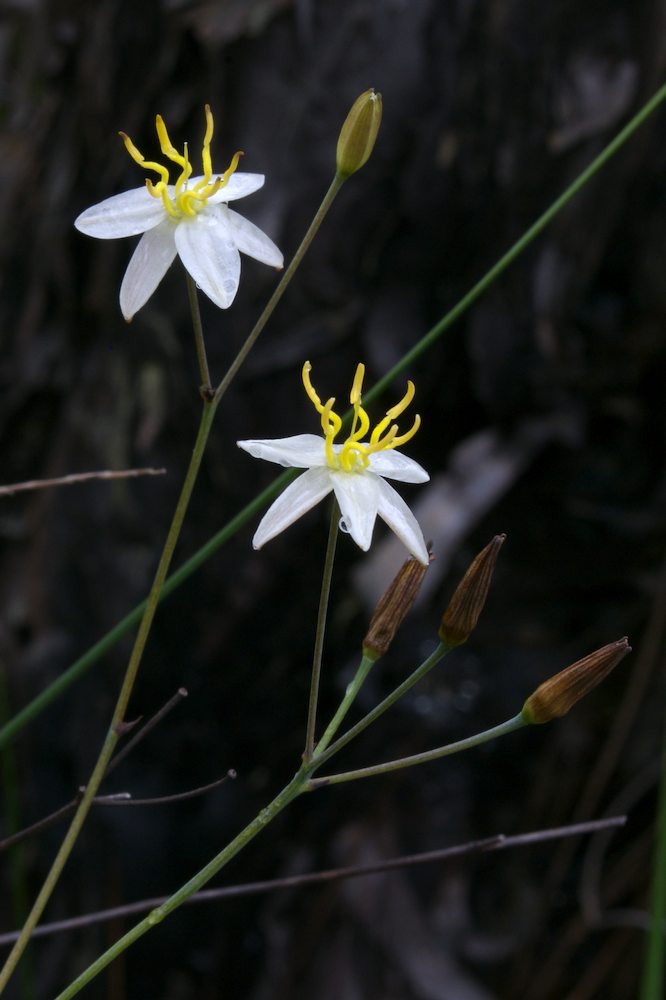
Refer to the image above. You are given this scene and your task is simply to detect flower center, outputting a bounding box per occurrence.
[302,361,421,472]
[119,105,242,221]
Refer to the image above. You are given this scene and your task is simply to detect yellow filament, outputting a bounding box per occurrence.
[120,108,241,220]
[302,360,421,472]
[350,363,365,405]
[200,103,214,180]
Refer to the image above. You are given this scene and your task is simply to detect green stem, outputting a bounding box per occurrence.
[309,714,527,788]
[313,641,453,771]
[185,273,212,392]
[54,766,311,999]
[640,710,666,999]
[0,399,219,993]
[0,177,347,754]
[315,654,376,757]
[53,708,526,995]
[0,665,34,999]
[213,174,345,406]
[304,500,339,761]
[358,77,666,411]
[0,468,296,752]
[4,79,666,751]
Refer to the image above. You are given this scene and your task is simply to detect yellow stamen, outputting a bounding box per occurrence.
[155,115,188,168]
[350,363,365,405]
[302,361,422,472]
[201,103,214,180]
[120,108,241,220]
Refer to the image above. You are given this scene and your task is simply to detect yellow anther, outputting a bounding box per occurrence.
[201,104,214,180]
[155,115,188,168]
[121,108,241,221]
[386,380,414,421]
[350,404,370,442]
[389,413,421,449]
[320,397,342,437]
[146,178,179,218]
[174,143,192,196]
[302,361,325,413]
[302,361,421,472]
[120,132,171,188]
[350,363,365,405]
[320,397,341,466]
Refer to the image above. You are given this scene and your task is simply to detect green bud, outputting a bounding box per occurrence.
[336,89,383,179]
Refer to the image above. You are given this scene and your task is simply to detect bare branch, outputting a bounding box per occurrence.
[0,468,166,498]
[93,771,237,807]
[0,815,626,946]
[0,689,190,853]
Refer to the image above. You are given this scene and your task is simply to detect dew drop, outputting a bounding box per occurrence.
[339,517,350,534]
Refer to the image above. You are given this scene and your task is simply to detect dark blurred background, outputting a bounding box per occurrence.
[1,1,666,997]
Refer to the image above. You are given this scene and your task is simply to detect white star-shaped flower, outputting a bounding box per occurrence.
[74,106,283,320]
[238,361,429,564]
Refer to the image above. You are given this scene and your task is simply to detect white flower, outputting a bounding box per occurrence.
[238,361,430,564]
[74,106,283,320]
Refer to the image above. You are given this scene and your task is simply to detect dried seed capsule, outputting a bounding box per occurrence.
[521,638,631,725]
[363,552,430,661]
[438,535,506,646]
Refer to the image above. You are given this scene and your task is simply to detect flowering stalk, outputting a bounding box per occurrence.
[212,175,345,406]
[314,654,377,757]
[185,272,212,393]
[304,500,340,761]
[308,715,527,789]
[0,395,219,992]
[5,78,666,751]
[311,640,454,770]
[0,132,351,994]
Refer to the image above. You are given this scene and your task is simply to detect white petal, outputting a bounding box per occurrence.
[200,172,265,203]
[174,213,240,309]
[237,435,327,469]
[252,468,333,549]
[75,187,166,239]
[119,220,178,321]
[367,449,430,484]
[376,478,429,565]
[329,470,380,551]
[224,207,283,267]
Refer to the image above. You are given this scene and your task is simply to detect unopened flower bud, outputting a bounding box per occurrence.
[521,638,631,725]
[336,89,382,179]
[363,552,430,661]
[438,535,506,646]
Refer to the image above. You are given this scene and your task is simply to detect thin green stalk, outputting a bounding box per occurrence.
[309,714,527,788]
[52,705,526,995]
[185,273,212,392]
[313,641,454,770]
[304,500,339,761]
[213,174,345,406]
[0,177,348,755]
[54,766,311,999]
[3,79,666,751]
[0,399,219,993]
[0,468,296,751]
[359,77,666,412]
[0,665,35,999]
[315,653,376,757]
[640,711,666,1000]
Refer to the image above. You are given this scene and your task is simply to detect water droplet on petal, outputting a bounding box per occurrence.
[339,517,350,534]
